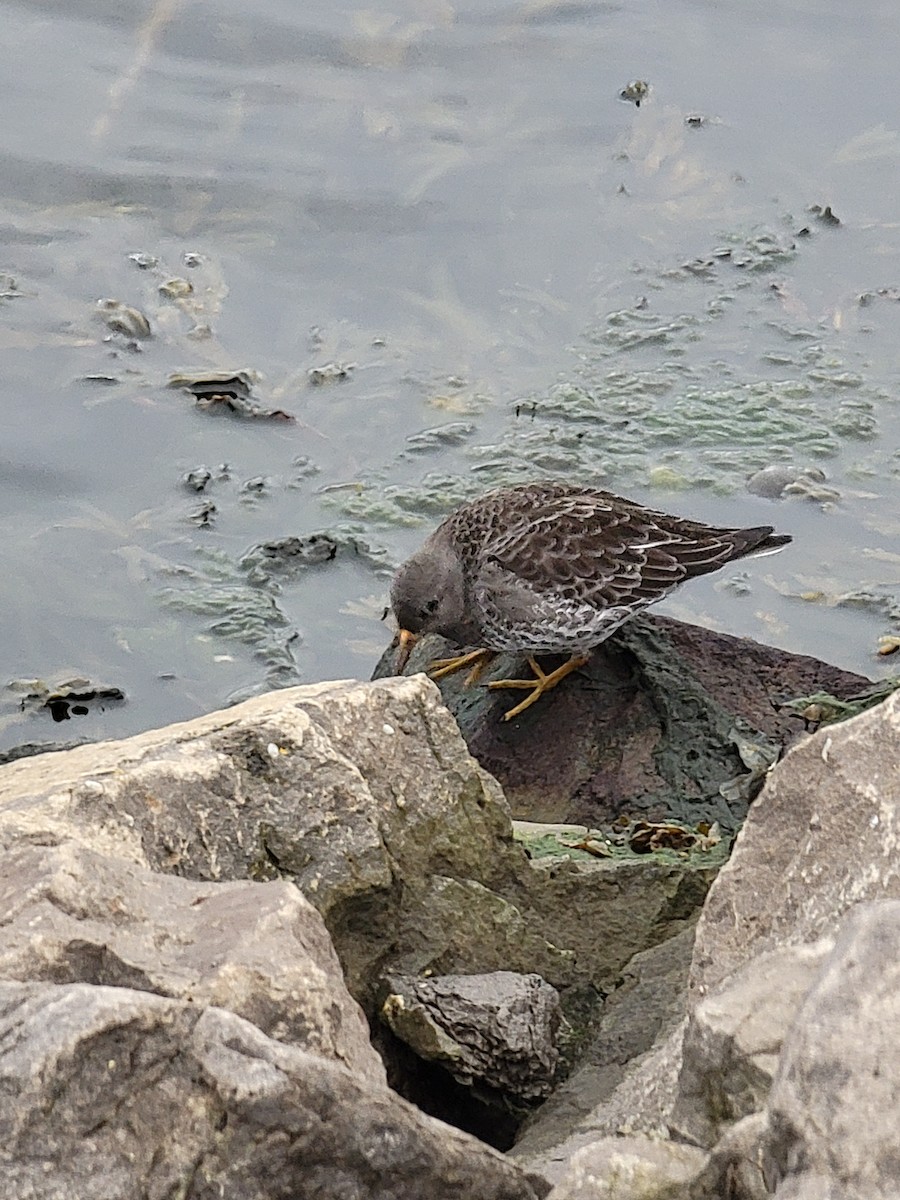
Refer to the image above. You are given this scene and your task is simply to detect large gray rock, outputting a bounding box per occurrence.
[515,690,900,1196]
[512,925,696,1181]
[670,940,833,1149]
[0,678,717,1024]
[0,679,562,1194]
[0,839,383,1085]
[0,677,541,1006]
[0,676,725,1190]
[674,696,900,1197]
[0,676,517,897]
[0,979,547,1200]
[690,689,900,999]
[546,1135,706,1200]
[763,901,900,1200]
[685,903,900,1199]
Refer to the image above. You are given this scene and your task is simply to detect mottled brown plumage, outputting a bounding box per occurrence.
[391,481,791,657]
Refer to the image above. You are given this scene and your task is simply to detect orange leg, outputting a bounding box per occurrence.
[429,648,496,686]
[488,653,589,721]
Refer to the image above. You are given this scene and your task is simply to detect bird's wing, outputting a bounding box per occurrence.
[479,491,739,610]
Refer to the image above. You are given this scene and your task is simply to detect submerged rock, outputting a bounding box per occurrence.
[6,675,126,724]
[96,297,152,338]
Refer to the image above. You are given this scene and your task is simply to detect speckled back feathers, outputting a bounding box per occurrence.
[391,482,790,654]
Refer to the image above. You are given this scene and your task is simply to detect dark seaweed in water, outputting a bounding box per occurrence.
[9,677,126,723]
[240,531,391,585]
[169,371,295,421]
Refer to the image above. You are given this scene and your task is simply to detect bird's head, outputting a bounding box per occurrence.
[390,536,475,668]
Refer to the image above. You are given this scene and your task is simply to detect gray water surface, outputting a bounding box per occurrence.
[2,0,899,751]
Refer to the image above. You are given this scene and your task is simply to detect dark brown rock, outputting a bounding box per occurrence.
[376,614,871,830]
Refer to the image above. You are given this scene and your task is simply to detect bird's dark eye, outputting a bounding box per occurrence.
[423,598,440,615]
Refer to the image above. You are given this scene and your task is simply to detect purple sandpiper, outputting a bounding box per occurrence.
[390,481,791,720]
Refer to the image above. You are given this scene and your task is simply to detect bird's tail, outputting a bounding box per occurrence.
[731,527,792,560]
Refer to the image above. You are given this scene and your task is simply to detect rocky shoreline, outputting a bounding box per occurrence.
[0,621,895,1197]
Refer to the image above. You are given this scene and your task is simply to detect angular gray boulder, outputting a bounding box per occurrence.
[764,901,900,1200]
[0,677,562,1198]
[381,970,563,1102]
[670,940,833,1149]
[0,839,383,1084]
[690,688,900,996]
[534,689,900,1199]
[0,979,546,1200]
[0,675,715,1031]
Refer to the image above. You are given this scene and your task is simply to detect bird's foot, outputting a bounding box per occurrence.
[488,653,589,720]
[429,648,496,686]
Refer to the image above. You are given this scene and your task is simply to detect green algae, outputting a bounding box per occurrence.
[514,823,732,870]
[781,678,900,728]
[323,221,888,531]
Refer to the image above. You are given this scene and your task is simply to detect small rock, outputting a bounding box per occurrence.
[619,79,650,106]
[182,466,212,492]
[548,1136,706,1199]
[158,276,193,299]
[308,361,355,385]
[381,971,562,1102]
[96,298,151,339]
